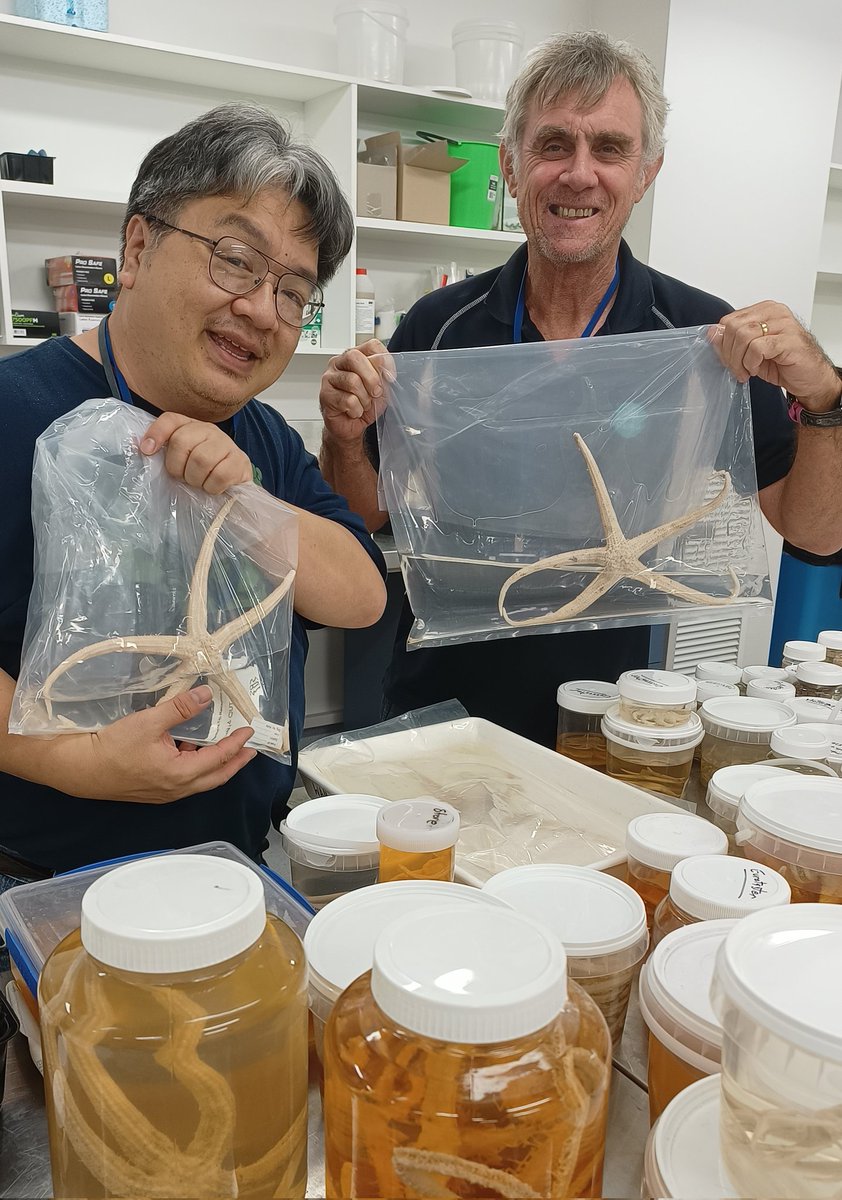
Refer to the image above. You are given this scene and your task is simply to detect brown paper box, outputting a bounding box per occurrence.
[356,133,399,220]
[399,140,467,225]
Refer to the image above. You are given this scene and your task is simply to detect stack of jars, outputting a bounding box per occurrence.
[601,670,703,800]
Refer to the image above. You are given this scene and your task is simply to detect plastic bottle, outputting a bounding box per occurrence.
[355,267,375,346]
[376,797,460,882]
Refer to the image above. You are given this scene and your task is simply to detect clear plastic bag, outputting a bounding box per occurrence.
[10,397,298,762]
[375,327,772,649]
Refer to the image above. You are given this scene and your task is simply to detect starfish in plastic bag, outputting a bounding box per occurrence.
[498,432,740,627]
[40,496,296,749]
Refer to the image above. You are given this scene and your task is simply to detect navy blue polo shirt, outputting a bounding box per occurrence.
[0,336,385,872]
[370,239,795,746]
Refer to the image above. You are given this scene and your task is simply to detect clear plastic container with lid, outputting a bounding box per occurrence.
[376,797,459,882]
[818,629,842,667]
[625,812,728,927]
[699,762,794,850]
[323,904,611,1200]
[796,721,842,775]
[638,919,733,1123]
[555,679,618,770]
[711,905,842,1199]
[699,696,797,786]
[735,776,842,903]
[786,695,841,724]
[739,664,789,695]
[652,853,790,945]
[695,661,743,688]
[39,856,309,1200]
[602,707,703,800]
[616,669,696,728]
[694,679,740,705]
[279,793,387,908]
[746,676,797,702]
[483,864,648,1044]
[781,639,826,670]
[641,1076,736,1200]
[794,660,842,700]
[767,723,836,771]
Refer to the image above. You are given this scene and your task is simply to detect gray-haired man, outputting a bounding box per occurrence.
[0,104,386,878]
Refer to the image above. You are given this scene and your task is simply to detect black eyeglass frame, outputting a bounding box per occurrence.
[143,214,324,329]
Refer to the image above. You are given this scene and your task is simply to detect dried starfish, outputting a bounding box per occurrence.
[40,495,295,748]
[498,432,740,627]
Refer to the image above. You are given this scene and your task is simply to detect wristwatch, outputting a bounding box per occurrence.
[787,367,842,426]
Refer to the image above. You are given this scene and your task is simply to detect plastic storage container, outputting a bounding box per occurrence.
[638,919,733,1123]
[39,856,309,1199]
[794,660,842,699]
[602,707,703,800]
[796,721,842,774]
[302,880,508,1065]
[699,696,796,786]
[735,776,842,903]
[739,664,789,694]
[617,669,696,728]
[641,1076,736,1200]
[483,864,648,1044]
[711,904,842,1199]
[451,20,523,103]
[694,679,740,705]
[746,676,797,702]
[279,794,388,908]
[555,679,619,770]
[781,639,826,670]
[767,723,835,770]
[334,1,408,84]
[786,695,841,724]
[818,629,842,667]
[376,797,459,882]
[625,812,729,926]
[323,903,611,1199]
[652,853,790,945]
[695,661,743,687]
[699,763,792,849]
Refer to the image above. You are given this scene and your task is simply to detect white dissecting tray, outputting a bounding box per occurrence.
[298,717,682,886]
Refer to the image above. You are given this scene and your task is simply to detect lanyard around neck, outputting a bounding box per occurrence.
[512,257,620,344]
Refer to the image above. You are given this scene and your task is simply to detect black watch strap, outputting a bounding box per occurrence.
[787,367,842,427]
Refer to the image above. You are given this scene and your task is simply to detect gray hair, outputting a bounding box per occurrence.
[500,30,669,168]
[123,103,354,286]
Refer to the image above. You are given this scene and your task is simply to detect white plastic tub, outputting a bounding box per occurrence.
[334,1,408,84]
[642,1076,736,1199]
[297,716,683,885]
[279,794,388,908]
[452,20,523,102]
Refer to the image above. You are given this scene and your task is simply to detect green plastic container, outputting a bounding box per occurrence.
[418,132,501,230]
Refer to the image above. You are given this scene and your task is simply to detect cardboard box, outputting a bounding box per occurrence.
[58,312,102,336]
[356,134,398,220]
[11,310,60,340]
[52,285,117,314]
[399,139,467,226]
[46,255,118,288]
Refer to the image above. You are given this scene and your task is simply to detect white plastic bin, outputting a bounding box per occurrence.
[452,20,523,102]
[334,1,408,84]
[279,794,388,908]
[642,1076,736,1199]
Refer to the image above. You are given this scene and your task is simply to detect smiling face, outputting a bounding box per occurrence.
[116,189,318,421]
[502,76,662,269]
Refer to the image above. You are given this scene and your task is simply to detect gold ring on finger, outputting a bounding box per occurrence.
[759,320,769,336]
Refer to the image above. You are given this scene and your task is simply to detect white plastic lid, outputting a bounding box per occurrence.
[617,669,696,705]
[639,920,733,1055]
[705,763,791,817]
[669,854,790,920]
[741,665,789,685]
[626,812,728,871]
[483,865,647,959]
[796,722,842,761]
[695,661,743,686]
[371,905,566,1043]
[376,798,460,853]
[746,677,796,701]
[786,696,841,724]
[556,679,619,714]
[303,880,508,1012]
[700,696,797,735]
[714,904,842,1064]
[282,794,388,854]
[769,724,832,760]
[80,856,266,973]
[648,1076,736,1199]
[602,707,703,753]
[818,630,842,651]
[694,679,740,705]
[783,639,826,663]
[739,776,842,853]
[452,20,524,45]
[794,660,842,687]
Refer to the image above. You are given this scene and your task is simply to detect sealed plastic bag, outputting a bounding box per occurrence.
[376,327,771,649]
[10,398,298,762]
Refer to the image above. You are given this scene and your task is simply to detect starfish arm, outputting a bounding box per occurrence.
[214,667,263,725]
[41,635,187,702]
[572,432,627,545]
[637,565,741,605]
[500,567,623,627]
[211,567,297,652]
[496,547,609,622]
[626,471,733,558]
[185,496,237,638]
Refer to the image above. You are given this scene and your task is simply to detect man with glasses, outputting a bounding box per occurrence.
[0,104,387,882]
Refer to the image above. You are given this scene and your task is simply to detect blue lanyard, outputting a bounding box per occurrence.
[98,316,240,436]
[512,257,620,343]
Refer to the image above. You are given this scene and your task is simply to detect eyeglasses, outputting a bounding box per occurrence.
[143,214,324,329]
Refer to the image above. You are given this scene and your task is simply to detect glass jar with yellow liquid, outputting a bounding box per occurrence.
[39,856,309,1200]
[376,798,460,883]
[652,854,790,946]
[323,904,611,1199]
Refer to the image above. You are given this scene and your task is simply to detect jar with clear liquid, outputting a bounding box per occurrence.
[376,797,459,883]
[698,697,797,786]
[555,680,618,771]
[323,904,611,1199]
[603,707,702,800]
[39,856,308,1200]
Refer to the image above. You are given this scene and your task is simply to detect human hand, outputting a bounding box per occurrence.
[319,339,394,443]
[59,685,256,803]
[140,412,253,494]
[713,302,842,413]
